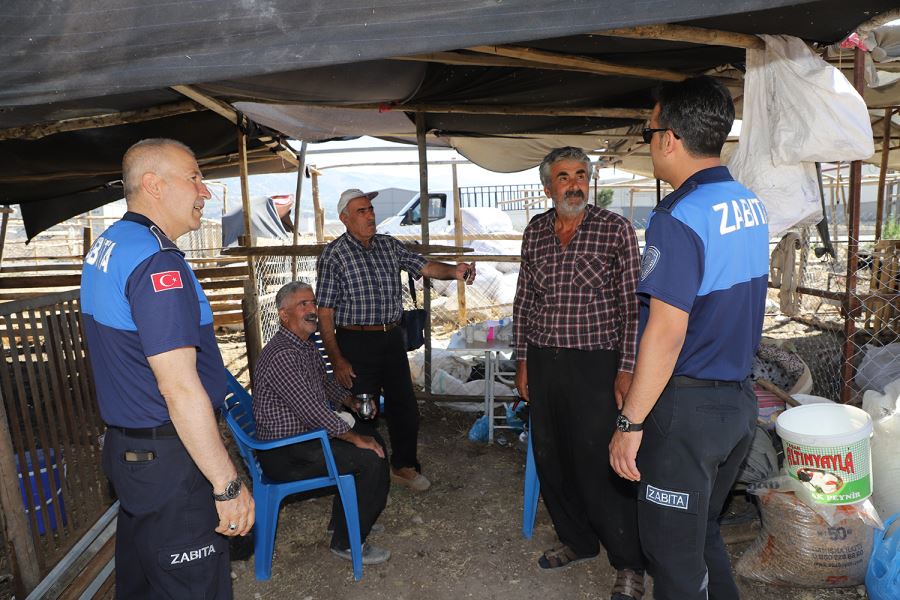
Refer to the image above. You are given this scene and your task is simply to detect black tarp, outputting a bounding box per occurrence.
[1,0,896,238]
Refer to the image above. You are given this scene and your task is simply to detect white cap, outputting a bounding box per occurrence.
[337,188,379,215]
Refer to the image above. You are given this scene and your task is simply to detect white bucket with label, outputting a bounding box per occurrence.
[776,403,873,505]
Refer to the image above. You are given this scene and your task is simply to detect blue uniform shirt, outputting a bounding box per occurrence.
[637,166,769,381]
[81,212,226,427]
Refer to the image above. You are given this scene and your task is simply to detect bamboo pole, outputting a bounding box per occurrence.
[416,112,432,395]
[875,107,895,241]
[452,162,466,327]
[468,45,686,82]
[841,48,866,405]
[310,166,324,243]
[291,141,308,280]
[597,24,765,50]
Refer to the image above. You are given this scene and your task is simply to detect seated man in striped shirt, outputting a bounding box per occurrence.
[253,281,391,565]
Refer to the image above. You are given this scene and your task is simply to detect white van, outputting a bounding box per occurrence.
[377,192,522,240]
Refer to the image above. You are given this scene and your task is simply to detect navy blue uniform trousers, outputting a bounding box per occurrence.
[103,427,231,599]
[527,345,645,569]
[637,378,757,600]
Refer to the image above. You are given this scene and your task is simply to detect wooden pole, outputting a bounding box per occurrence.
[416,112,432,395]
[628,189,635,224]
[238,126,263,372]
[841,48,866,405]
[0,207,10,267]
[452,162,466,327]
[310,166,324,243]
[291,141,308,280]
[875,107,895,241]
[0,389,41,592]
[468,45,686,82]
[81,227,92,258]
[238,129,253,247]
[597,24,765,50]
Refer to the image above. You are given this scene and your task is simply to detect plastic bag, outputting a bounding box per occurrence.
[857,343,900,394]
[736,477,877,587]
[863,378,900,520]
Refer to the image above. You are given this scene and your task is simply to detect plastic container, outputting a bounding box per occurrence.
[16,449,67,535]
[776,404,873,505]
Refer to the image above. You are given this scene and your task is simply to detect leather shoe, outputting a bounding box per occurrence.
[391,467,431,492]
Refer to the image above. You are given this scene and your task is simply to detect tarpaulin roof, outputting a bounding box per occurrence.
[1,0,897,238]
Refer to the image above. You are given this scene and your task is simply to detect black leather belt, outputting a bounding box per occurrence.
[111,422,178,439]
[668,376,743,389]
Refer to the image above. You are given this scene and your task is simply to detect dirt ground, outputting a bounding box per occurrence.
[218,327,872,600]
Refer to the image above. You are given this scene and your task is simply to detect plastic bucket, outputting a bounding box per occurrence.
[776,404,873,505]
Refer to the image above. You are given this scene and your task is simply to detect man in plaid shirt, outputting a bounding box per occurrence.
[254,281,392,565]
[513,147,646,597]
[317,189,476,493]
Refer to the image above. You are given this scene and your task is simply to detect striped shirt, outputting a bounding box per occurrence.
[252,326,351,440]
[317,233,427,326]
[513,205,641,372]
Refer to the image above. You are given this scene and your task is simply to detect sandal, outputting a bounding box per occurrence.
[537,544,597,570]
[611,568,646,600]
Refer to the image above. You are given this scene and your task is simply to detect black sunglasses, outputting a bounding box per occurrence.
[641,127,680,144]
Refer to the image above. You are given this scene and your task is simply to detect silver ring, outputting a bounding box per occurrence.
[228,523,237,531]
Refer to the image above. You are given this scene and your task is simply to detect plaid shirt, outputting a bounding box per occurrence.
[317,233,427,326]
[252,326,351,440]
[513,205,641,372]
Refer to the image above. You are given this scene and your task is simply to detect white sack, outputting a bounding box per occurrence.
[862,378,900,520]
[729,35,874,237]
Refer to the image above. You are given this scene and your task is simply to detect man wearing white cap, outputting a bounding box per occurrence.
[316,189,476,491]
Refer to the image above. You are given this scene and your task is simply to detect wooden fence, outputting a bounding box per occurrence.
[0,289,111,596]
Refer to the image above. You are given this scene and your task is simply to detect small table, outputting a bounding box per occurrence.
[445,332,516,443]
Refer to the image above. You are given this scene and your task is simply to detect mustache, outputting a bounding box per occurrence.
[303,314,318,323]
[564,190,585,200]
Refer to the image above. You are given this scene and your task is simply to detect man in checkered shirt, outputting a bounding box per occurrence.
[254,281,392,564]
[513,147,646,597]
[317,189,476,492]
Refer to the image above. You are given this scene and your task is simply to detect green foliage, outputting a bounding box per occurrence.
[884,217,900,240]
[595,187,614,209]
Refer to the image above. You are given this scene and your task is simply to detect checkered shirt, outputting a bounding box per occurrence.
[252,326,351,440]
[513,205,641,372]
[317,233,427,326]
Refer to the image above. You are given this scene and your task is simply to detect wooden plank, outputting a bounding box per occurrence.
[56,534,115,600]
[468,44,686,82]
[336,101,650,120]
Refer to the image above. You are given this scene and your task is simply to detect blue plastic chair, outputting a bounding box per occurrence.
[522,423,540,539]
[222,371,363,581]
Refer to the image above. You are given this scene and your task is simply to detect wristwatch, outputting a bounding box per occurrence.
[213,478,243,502]
[616,413,643,432]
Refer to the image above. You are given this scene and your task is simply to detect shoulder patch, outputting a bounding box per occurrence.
[640,246,661,281]
[151,271,183,292]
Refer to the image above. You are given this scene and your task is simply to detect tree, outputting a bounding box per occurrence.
[595,187,614,209]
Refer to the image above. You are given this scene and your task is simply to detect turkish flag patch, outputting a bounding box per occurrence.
[151,271,184,292]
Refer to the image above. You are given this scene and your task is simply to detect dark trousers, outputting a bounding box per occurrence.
[103,428,232,600]
[637,379,757,600]
[336,326,421,471]
[527,345,645,569]
[258,421,389,550]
